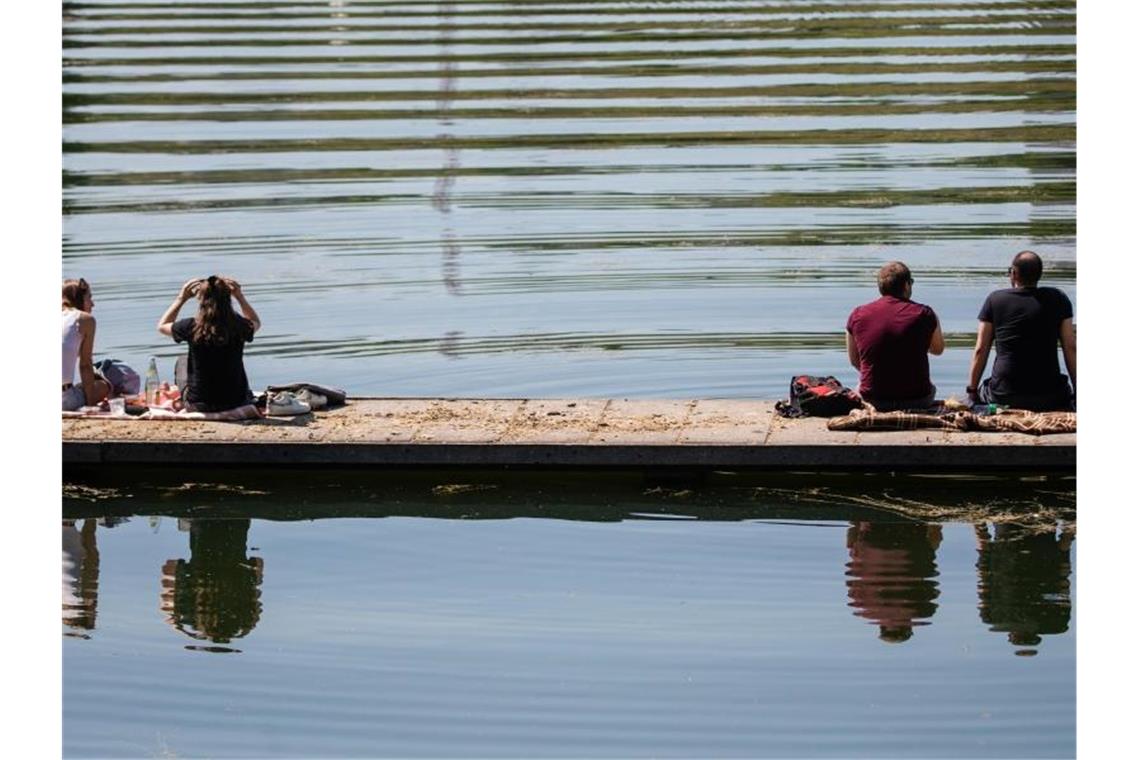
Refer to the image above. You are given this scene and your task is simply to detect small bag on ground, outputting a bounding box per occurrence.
[93,358,140,397]
[263,382,347,407]
[775,375,863,418]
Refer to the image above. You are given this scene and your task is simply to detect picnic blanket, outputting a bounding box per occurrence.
[63,404,261,421]
[64,379,348,420]
[138,404,261,421]
[826,408,1076,436]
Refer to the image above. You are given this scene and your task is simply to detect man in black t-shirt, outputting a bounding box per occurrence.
[966,251,1076,411]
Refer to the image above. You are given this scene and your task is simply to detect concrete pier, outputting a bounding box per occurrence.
[62,398,1075,470]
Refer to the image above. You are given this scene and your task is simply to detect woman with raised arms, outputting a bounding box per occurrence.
[158,276,261,413]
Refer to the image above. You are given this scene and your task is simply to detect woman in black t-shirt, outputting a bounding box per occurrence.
[158,276,261,412]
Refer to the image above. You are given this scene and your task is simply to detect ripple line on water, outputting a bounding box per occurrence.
[62,42,1075,71]
[64,97,1075,126]
[61,149,1076,188]
[65,1,1076,23]
[62,125,1077,156]
[62,182,1075,215]
[209,329,986,360]
[63,80,1076,107]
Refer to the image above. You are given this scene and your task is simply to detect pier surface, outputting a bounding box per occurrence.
[62,398,1075,470]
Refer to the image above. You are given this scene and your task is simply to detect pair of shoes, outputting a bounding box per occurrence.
[266,391,311,416]
[294,388,327,411]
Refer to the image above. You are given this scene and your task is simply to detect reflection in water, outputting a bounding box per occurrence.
[439,329,464,359]
[441,228,462,295]
[62,519,100,634]
[434,0,463,295]
[846,521,941,643]
[160,519,263,651]
[975,521,1073,655]
[62,501,1076,658]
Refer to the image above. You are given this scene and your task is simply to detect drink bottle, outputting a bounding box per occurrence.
[145,357,160,405]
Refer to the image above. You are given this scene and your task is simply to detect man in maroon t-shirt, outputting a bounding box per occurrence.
[845,261,944,410]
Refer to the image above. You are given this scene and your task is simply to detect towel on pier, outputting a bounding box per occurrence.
[827,408,1075,436]
[962,409,1076,435]
[141,404,261,421]
[63,404,261,421]
[826,409,964,432]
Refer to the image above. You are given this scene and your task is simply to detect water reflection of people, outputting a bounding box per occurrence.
[161,519,263,648]
[62,519,100,633]
[975,521,1073,654]
[846,521,942,643]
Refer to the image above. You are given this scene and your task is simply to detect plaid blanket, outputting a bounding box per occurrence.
[827,409,1076,436]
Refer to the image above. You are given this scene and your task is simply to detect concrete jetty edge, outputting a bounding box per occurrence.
[62,397,1075,471]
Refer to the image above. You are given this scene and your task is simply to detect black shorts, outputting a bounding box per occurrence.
[978,377,1073,411]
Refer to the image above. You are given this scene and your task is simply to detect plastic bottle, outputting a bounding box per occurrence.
[145,357,160,405]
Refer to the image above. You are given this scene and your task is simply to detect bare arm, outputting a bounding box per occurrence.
[77,315,109,405]
[1059,318,1075,392]
[928,314,945,356]
[966,320,994,399]
[157,279,200,336]
[224,278,261,333]
[845,330,861,370]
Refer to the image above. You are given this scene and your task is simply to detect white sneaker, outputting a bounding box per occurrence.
[266,391,311,416]
[294,388,328,411]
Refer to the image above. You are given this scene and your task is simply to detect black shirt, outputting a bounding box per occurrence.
[978,287,1073,397]
[172,317,255,411]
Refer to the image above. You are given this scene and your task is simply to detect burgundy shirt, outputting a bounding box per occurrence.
[846,295,937,400]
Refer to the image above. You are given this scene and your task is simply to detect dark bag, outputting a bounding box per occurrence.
[93,358,141,396]
[775,375,862,418]
[261,382,348,407]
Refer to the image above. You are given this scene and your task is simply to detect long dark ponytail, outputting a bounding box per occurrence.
[192,275,247,346]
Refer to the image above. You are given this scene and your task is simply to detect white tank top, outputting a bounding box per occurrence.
[62,309,83,385]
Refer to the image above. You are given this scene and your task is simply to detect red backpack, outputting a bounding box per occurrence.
[775,375,862,418]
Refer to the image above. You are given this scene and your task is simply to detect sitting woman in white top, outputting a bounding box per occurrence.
[62,278,110,411]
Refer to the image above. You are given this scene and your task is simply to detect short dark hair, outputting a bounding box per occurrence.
[877,261,912,297]
[1011,250,1043,286]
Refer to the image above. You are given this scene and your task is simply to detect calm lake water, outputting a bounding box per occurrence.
[63,0,1076,756]
[64,473,1075,758]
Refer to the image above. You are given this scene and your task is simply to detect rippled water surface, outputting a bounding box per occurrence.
[63,0,1076,756]
[63,0,1075,397]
